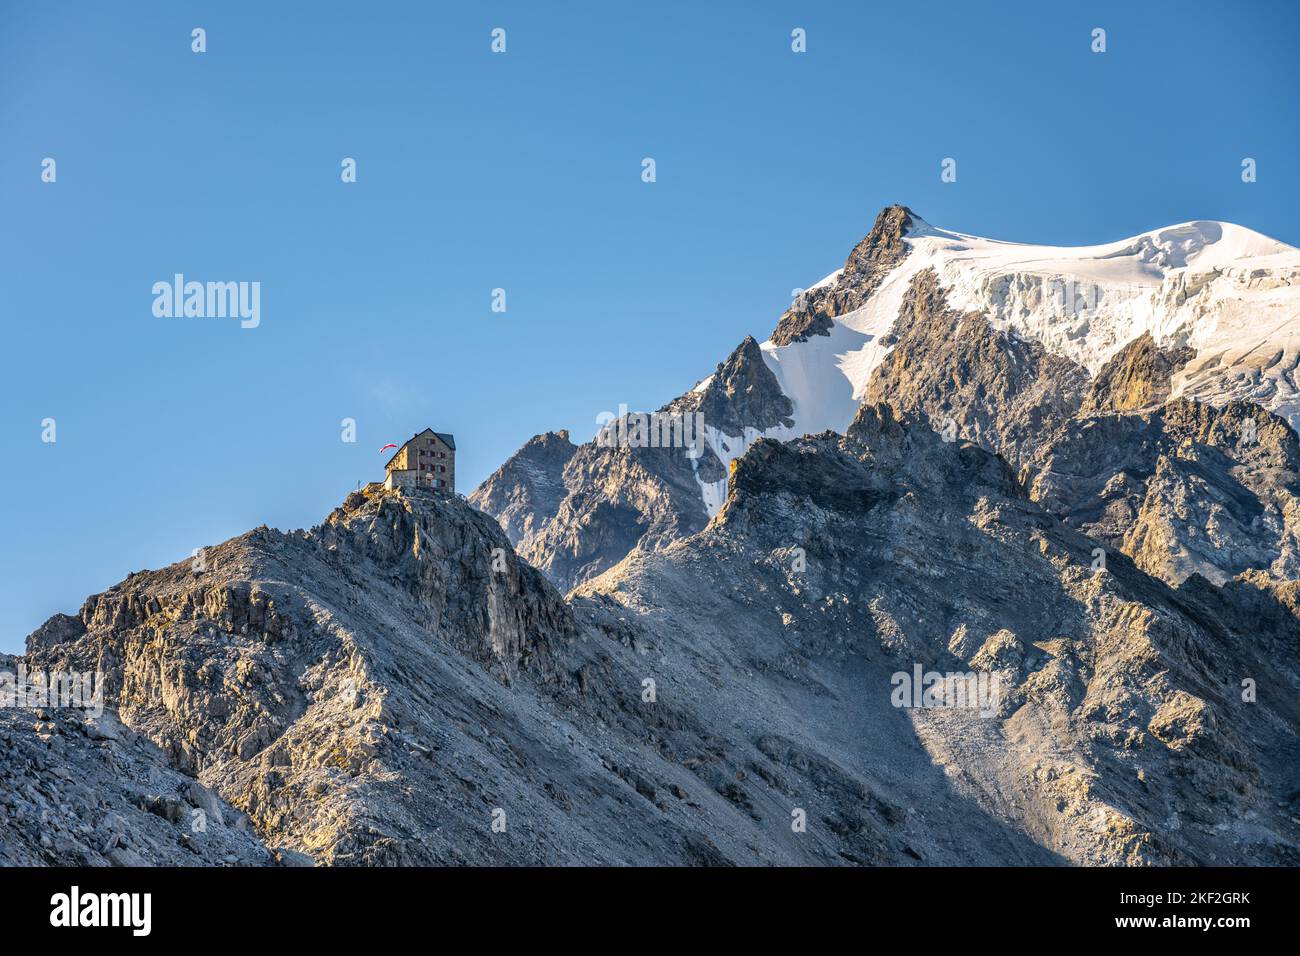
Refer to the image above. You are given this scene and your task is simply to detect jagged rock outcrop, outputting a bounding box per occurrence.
[24,488,584,864]
[675,335,795,438]
[468,430,576,546]
[511,434,709,591]
[864,269,1091,462]
[0,663,273,867]
[478,336,795,592]
[769,204,915,345]
[1082,332,1196,414]
[1028,399,1300,585]
[851,276,1300,588]
[834,263,1300,589]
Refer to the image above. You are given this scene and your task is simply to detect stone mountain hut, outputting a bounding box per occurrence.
[383,428,456,492]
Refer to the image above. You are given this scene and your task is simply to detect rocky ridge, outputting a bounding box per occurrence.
[11,403,1300,865]
[472,335,795,592]
[475,206,1300,594]
[769,204,915,346]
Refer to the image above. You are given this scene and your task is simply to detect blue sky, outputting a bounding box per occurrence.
[1,0,1297,651]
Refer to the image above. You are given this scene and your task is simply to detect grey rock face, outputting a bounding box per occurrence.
[841,265,1300,589]
[24,613,86,651]
[23,487,579,865]
[512,435,710,592]
[769,204,915,346]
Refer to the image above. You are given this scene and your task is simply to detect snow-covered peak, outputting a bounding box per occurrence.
[759,211,1300,440]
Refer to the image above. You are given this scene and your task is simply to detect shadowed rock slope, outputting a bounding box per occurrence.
[1028,399,1300,586]
[467,430,576,547]
[859,269,1300,589]
[575,405,1300,865]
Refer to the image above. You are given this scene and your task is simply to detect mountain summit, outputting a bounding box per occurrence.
[762,207,1300,442]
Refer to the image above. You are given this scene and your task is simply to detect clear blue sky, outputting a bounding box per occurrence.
[2,0,1297,651]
